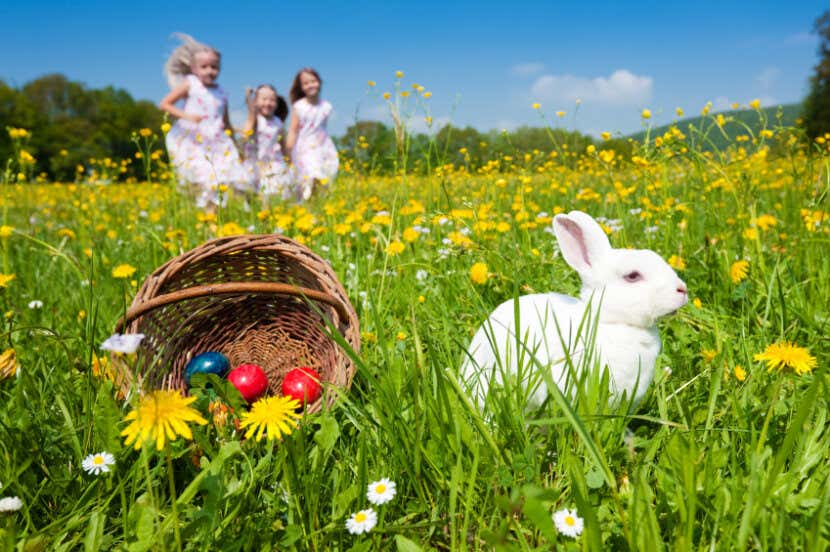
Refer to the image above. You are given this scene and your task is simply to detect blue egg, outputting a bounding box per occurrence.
[184,352,230,386]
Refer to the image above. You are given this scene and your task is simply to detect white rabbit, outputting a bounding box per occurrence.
[461,210,688,409]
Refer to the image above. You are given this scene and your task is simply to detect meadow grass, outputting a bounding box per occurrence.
[0,112,829,550]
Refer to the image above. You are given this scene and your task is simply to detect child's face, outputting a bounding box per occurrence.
[256,88,278,116]
[191,50,220,86]
[299,72,320,99]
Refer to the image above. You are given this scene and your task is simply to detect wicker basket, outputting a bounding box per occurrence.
[114,234,360,413]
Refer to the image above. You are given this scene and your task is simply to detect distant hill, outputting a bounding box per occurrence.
[628,103,802,150]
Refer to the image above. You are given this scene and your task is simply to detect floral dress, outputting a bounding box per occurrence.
[165,75,251,207]
[292,98,338,200]
[242,114,294,200]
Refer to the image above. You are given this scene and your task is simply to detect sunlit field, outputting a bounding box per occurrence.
[1,102,829,550]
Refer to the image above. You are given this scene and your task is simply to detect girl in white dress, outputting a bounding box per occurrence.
[159,33,250,210]
[242,85,294,203]
[285,68,339,202]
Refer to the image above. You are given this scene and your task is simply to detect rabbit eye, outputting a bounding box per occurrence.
[623,271,643,282]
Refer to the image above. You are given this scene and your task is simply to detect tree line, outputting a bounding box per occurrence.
[1,74,164,181]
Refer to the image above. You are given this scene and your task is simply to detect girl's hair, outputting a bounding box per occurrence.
[164,33,221,88]
[289,68,322,104]
[256,84,289,121]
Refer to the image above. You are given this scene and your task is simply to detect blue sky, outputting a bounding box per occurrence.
[0,1,825,137]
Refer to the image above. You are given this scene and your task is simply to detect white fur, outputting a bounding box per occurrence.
[461,211,688,409]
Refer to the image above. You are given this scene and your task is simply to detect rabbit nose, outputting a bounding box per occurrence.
[677,283,687,295]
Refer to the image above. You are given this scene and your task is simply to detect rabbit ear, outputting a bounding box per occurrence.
[553,211,612,276]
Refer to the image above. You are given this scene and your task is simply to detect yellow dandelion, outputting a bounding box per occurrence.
[0,349,19,379]
[754,342,817,375]
[668,255,686,271]
[402,227,420,243]
[556,110,566,117]
[692,298,702,308]
[367,80,376,87]
[676,107,684,117]
[238,396,301,442]
[139,128,152,138]
[754,214,777,231]
[470,262,489,285]
[0,274,16,288]
[532,102,541,110]
[601,131,611,140]
[641,108,652,119]
[395,70,404,78]
[0,225,14,238]
[121,390,208,451]
[730,260,749,284]
[161,122,171,133]
[743,227,758,241]
[112,264,137,279]
[386,240,405,256]
[749,98,761,110]
[734,365,747,382]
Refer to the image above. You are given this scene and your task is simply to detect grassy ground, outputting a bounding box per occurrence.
[0,117,829,550]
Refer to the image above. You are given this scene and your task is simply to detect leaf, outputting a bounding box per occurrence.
[83,511,105,552]
[395,535,424,552]
[585,465,605,489]
[92,382,122,452]
[522,496,557,541]
[314,414,340,454]
[126,494,156,552]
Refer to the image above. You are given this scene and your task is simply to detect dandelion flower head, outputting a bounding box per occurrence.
[754,341,817,375]
[238,395,301,442]
[121,390,207,451]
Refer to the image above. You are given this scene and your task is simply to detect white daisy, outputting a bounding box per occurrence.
[82,451,116,475]
[366,478,396,505]
[553,507,584,538]
[28,300,43,309]
[0,496,23,512]
[100,333,145,354]
[345,508,377,535]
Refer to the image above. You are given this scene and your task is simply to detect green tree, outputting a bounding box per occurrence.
[1,74,164,181]
[802,10,830,139]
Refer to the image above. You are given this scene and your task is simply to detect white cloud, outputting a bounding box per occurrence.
[511,62,546,77]
[756,66,780,90]
[530,69,653,106]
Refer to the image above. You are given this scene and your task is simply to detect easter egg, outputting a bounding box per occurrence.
[228,363,269,403]
[281,367,322,406]
[184,352,230,385]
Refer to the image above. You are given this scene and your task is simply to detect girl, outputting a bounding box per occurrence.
[285,68,339,201]
[159,33,250,209]
[242,84,294,203]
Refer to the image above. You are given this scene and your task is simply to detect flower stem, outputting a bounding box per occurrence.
[166,450,183,551]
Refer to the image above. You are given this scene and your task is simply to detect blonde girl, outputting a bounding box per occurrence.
[159,33,250,209]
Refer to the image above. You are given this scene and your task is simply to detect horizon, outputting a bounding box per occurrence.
[1,1,825,138]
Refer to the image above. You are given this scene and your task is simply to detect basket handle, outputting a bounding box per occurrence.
[115,282,351,333]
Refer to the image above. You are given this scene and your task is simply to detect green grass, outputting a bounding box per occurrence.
[0,122,829,551]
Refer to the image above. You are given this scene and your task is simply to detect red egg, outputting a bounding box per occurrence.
[228,363,269,403]
[282,367,322,406]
